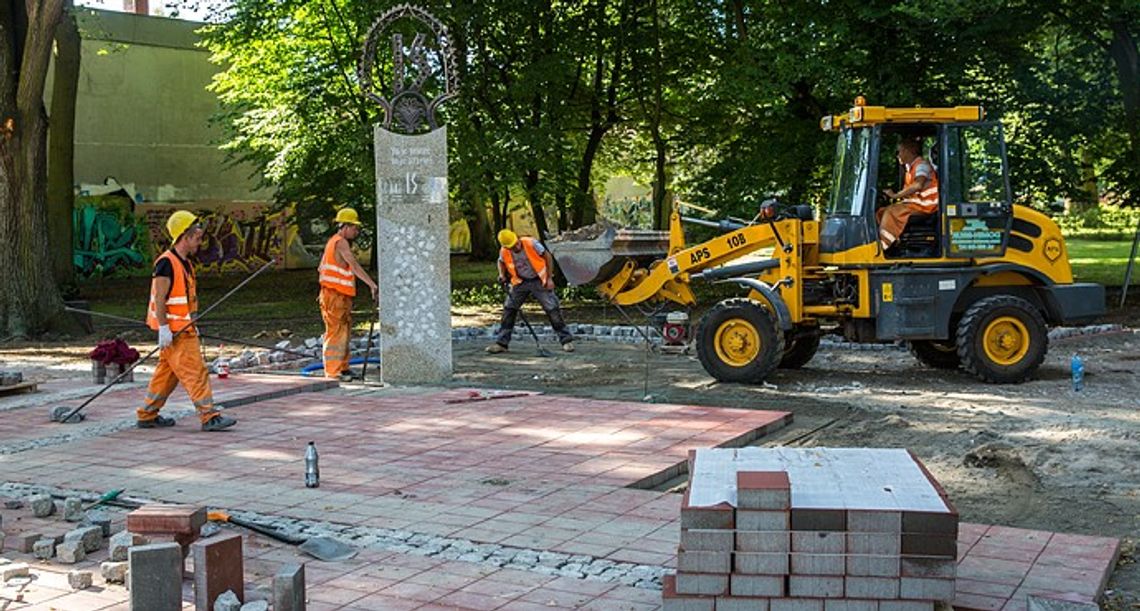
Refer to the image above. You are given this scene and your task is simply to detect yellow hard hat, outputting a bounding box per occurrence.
[498,229,518,248]
[334,208,361,225]
[166,210,199,242]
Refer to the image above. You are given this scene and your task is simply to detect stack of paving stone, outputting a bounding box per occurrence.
[664,448,957,611]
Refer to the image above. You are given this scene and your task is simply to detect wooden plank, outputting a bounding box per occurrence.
[0,382,37,397]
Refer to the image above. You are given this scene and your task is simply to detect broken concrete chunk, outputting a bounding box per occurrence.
[1,562,30,581]
[68,570,93,590]
[3,500,22,510]
[214,589,241,611]
[56,540,86,564]
[240,601,269,611]
[109,530,146,561]
[101,561,128,583]
[85,511,112,537]
[29,494,54,517]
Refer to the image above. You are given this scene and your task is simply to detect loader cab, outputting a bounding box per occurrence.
[819,100,1014,262]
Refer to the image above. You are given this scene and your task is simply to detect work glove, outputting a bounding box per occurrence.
[158,324,173,349]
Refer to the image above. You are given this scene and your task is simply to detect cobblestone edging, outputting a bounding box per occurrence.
[0,482,669,590]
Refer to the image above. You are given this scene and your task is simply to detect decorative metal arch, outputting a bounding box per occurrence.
[358,4,459,133]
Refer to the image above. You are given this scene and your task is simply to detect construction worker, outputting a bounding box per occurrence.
[486,229,575,354]
[139,210,235,432]
[877,137,940,251]
[318,208,378,381]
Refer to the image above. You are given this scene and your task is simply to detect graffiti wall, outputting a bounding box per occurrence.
[73,200,316,278]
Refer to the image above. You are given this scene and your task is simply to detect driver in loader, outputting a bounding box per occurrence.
[486,230,575,354]
[877,136,939,252]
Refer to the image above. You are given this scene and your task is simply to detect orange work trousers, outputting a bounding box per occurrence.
[876,202,932,249]
[137,332,219,424]
[319,287,353,377]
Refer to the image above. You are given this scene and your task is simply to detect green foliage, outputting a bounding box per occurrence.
[1055,205,1140,239]
[1067,238,1140,286]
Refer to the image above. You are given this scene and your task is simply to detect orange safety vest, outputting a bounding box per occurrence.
[501,238,549,286]
[146,250,197,333]
[318,234,356,296]
[901,156,940,213]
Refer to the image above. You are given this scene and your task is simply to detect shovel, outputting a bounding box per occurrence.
[500,280,552,358]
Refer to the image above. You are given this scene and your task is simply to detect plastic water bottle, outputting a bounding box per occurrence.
[1070,354,1084,392]
[304,442,320,488]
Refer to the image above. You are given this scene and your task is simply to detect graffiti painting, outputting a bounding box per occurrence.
[138,203,288,274]
[73,195,151,278]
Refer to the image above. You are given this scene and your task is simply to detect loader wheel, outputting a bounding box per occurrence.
[907,340,961,370]
[956,295,1047,384]
[697,299,783,383]
[780,327,821,369]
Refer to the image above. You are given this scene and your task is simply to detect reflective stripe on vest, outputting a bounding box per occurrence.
[146,250,197,332]
[319,234,356,296]
[501,238,549,286]
[901,157,940,213]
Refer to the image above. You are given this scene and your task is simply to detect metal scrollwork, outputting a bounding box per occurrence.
[358,4,458,134]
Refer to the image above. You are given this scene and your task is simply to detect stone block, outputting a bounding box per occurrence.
[1,563,29,580]
[736,471,791,510]
[29,495,54,517]
[101,561,129,584]
[900,534,957,558]
[848,510,902,533]
[901,511,958,536]
[879,601,934,611]
[65,525,104,553]
[215,590,241,611]
[792,531,846,554]
[735,552,789,575]
[32,538,55,560]
[272,564,305,611]
[63,498,84,522]
[736,531,790,553]
[127,504,207,535]
[717,598,770,611]
[8,532,41,553]
[730,574,784,597]
[85,510,112,537]
[790,509,846,531]
[847,554,901,577]
[111,531,147,562]
[790,553,846,575]
[677,550,731,574]
[737,510,789,531]
[789,575,845,598]
[848,533,902,556]
[240,602,269,611]
[663,575,716,611]
[825,600,879,611]
[899,577,955,601]
[676,572,729,596]
[845,576,901,599]
[57,540,86,564]
[770,598,824,611]
[681,493,735,530]
[191,532,244,611]
[900,557,956,579]
[3,499,22,509]
[129,542,184,611]
[68,570,93,590]
[681,529,735,552]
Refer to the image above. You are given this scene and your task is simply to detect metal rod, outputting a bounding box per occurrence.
[66,307,316,361]
[1121,218,1140,308]
[58,258,277,424]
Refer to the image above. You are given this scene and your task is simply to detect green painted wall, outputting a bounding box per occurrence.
[49,8,270,203]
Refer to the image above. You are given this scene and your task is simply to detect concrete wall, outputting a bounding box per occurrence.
[49,8,271,203]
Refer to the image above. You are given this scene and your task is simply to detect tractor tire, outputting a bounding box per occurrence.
[956,295,1048,384]
[780,327,821,369]
[907,340,961,370]
[696,298,783,383]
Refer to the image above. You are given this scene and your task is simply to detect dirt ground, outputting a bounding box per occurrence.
[1,312,1137,607]
[449,330,1140,608]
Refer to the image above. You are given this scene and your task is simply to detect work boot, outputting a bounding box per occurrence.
[201,414,237,432]
[137,414,176,428]
[562,342,575,353]
[485,343,508,354]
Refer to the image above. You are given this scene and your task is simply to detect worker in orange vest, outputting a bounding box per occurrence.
[139,210,236,432]
[877,137,940,252]
[318,208,378,380]
[486,229,575,354]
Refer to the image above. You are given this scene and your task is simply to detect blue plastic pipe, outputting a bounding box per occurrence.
[300,356,381,375]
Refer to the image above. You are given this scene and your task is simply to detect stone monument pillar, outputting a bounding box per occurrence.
[359,5,458,384]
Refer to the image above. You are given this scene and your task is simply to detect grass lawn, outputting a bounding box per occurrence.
[1066,238,1139,287]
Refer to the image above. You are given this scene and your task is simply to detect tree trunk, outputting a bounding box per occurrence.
[574,128,606,228]
[463,182,495,261]
[47,2,79,286]
[0,0,74,338]
[523,169,549,240]
[1108,21,1140,204]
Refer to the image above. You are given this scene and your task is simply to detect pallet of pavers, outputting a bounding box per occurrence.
[665,447,956,611]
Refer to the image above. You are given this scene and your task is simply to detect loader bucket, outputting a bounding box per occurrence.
[548,226,669,286]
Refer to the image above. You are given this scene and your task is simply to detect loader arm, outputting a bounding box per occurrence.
[600,215,805,307]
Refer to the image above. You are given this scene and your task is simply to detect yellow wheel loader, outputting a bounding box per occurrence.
[549,98,1105,384]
